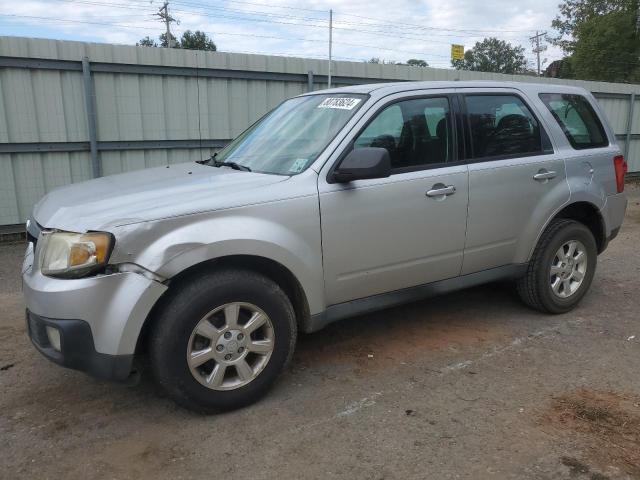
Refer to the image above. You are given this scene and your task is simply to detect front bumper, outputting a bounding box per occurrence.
[22,244,167,379]
[26,310,133,380]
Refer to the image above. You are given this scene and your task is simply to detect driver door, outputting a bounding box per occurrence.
[318,93,470,306]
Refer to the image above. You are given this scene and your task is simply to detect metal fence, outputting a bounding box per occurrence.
[1,36,639,228]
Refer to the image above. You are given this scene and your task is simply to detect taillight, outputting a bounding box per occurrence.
[614,155,627,193]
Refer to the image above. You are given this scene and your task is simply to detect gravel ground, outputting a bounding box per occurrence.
[1,184,639,480]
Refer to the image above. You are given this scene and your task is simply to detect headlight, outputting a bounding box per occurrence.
[40,231,114,278]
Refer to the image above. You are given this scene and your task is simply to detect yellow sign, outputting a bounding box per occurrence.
[451,44,465,61]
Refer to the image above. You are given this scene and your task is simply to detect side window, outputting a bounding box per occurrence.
[355,97,453,171]
[355,105,403,148]
[465,95,548,159]
[539,93,608,149]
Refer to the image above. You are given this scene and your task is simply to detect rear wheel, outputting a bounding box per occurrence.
[517,219,597,314]
[149,268,297,413]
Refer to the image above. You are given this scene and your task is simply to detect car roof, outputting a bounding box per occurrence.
[308,80,589,98]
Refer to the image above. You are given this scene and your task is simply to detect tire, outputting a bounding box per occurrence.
[516,219,597,314]
[149,268,297,413]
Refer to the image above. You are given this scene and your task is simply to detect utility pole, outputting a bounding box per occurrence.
[328,9,333,89]
[530,30,548,76]
[157,2,177,48]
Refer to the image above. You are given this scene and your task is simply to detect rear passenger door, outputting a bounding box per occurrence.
[460,90,569,275]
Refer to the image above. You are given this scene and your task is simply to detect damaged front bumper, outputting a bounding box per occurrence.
[22,244,167,380]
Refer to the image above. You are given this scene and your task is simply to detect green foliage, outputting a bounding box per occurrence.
[139,31,216,51]
[550,0,640,82]
[571,9,640,82]
[137,36,157,47]
[159,32,179,48]
[367,58,429,66]
[406,59,428,67]
[180,30,217,51]
[551,0,635,51]
[451,37,528,74]
[365,57,399,65]
[545,58,575,78]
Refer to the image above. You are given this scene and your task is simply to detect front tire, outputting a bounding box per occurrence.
[149,268,297,413]
[517,219,597,314]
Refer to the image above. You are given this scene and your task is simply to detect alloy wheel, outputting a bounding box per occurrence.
[186,302,275,391]
[549,240,588,299]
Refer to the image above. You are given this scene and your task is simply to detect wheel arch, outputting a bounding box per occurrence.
[551,201,606,253]
[136,255,312,355]
[529,201,606,262]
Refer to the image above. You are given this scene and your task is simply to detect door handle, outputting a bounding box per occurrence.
[533,170,557,181]
[426,185,456,197]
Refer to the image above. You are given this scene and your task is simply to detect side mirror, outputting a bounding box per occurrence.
[332,147,391,183]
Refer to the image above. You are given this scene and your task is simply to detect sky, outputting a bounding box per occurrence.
[0,0,566,71]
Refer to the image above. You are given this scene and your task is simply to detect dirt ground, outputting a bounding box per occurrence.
[1,184,639,480]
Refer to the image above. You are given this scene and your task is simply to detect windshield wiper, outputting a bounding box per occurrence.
[196,153,251,171]
[212,159,252,172]
[196,152,216,165]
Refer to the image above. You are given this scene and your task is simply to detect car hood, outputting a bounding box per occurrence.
[33,162,289,232]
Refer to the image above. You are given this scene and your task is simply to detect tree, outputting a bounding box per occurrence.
[366,57,399,65]
[572,9,639,82]
[159,32,179,48]
[451,37,528,74]
[550,0,639,82]
[137,36,157,47]
[179,30,217,51]
[138,30,216,51]
[544,58,574,78]
[551,0,634,52]
[406,59,428,67]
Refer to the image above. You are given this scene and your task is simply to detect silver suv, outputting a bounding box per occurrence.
[23,81,628,412]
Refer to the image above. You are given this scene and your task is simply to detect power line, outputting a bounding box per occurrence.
[170,0,538,34]
[37,0,537,54]
[183,0,326,14]
[0,1,562,66]
[51,0,536,38]
[170,0,532,39]
[0,13,159,30]
[0,13,452,62]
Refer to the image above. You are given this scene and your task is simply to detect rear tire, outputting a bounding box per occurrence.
[516,219,597,314]
[149,268,297,413]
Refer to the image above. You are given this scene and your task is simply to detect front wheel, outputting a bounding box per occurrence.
[517,219,597,314]
[149,269,297,413]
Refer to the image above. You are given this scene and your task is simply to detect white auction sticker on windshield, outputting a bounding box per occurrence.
[289,158,308,173]
[317,97,362,110]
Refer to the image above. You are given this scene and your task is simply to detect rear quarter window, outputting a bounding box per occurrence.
[539,93,608,149]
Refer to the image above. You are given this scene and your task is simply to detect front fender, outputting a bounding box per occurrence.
[111,195,325,315]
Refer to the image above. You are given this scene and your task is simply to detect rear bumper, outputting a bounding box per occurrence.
[26,310,133,380]
[604,192,627,237]
[600,192,627,252]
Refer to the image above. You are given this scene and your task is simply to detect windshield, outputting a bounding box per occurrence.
[214,93,367,175]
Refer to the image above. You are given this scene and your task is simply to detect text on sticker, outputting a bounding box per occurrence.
[289,158,308,173]
[317,97,362,110]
